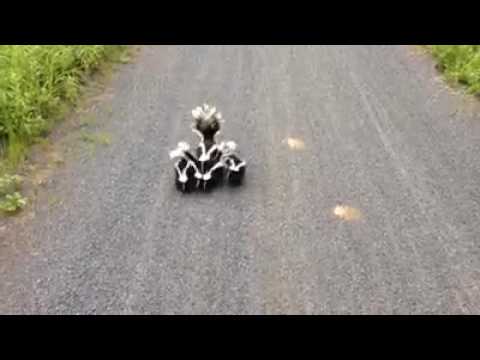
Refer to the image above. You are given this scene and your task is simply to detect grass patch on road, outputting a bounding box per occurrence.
[0,45,129,214]
[80,130,112,146]
[429,45,480,96]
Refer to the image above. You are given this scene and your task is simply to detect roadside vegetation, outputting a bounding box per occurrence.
[0,45,128,214]
[429,45,480,96]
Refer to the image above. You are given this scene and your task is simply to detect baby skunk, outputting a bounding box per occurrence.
[169,142,201,193]
[225,154,246,185]
[196,141,224,191]
[191,104,225,191]
[220,141,246,186]
[201,160,225,192]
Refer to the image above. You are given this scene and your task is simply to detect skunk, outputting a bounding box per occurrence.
[201,159,225,192]
[225,154,246,185]
[194,142,222,191]
[191,104,225,190]
[220,141,246,186]
[169,142,201,193]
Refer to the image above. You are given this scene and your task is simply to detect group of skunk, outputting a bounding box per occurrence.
[169,104,246,192]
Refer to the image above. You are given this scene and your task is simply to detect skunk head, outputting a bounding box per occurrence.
[219,141,237,156]
[225,141,237,152]
[169,141,191,159]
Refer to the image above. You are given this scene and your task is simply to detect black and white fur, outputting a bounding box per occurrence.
[201,158,225,191]
[169,104,246,192]
[219,141,246,186]
[169,142,201,193]
[194,139,224,191]
[191,104,225,191]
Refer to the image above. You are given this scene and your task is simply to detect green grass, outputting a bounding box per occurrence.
[0,45,127,171]
[429,45,480,95]
[80,131,112,146]
[0,45,127,214]
[0,174,26,213]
